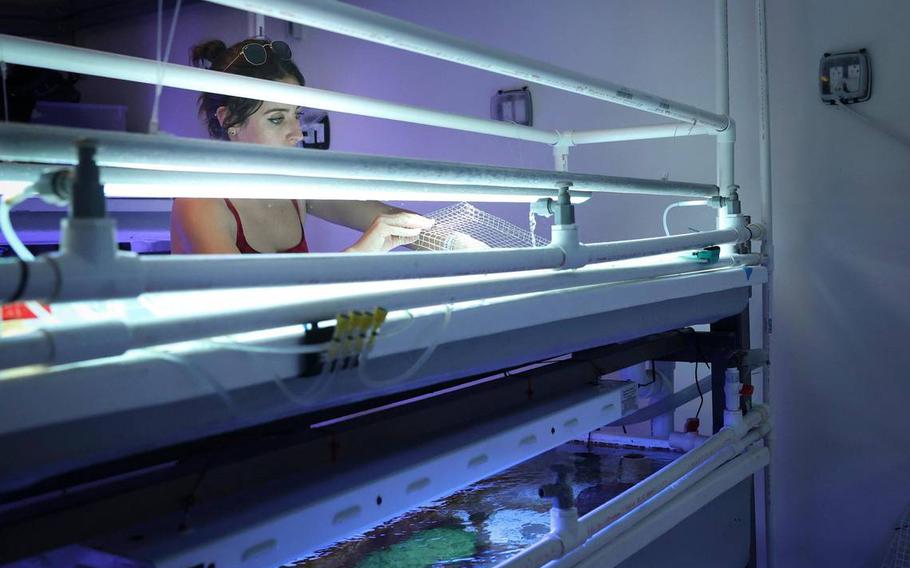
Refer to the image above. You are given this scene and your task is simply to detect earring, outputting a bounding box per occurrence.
[228,127,237,137]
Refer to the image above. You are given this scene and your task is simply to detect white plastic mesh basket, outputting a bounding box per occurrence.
[414,202,548,251]
[882,505,910,568]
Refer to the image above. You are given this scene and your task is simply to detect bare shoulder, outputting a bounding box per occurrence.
[173,197,229,218]
[170,198,238,254]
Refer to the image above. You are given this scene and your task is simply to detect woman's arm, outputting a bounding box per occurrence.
[307,200,402,231]
[170,198,240,254]
[308,200,434,252]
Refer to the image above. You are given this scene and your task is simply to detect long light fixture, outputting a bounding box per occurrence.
[5,164,592,204]
[0,33,558,145]
[206,0,731,131]
[0,123,720,198]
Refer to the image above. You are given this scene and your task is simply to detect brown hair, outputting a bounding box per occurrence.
[191,38,306,140]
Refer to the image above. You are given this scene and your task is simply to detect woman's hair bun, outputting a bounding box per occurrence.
[191,39,228,68]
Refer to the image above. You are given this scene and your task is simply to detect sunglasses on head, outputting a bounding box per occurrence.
[224,40,292,71]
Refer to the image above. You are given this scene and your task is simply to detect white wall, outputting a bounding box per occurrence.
[766,1,910,566]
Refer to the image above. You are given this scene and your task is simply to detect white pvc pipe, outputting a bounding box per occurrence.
[578,408,766,538]
[650,362,676,439]
[716,0,731,118]
[5,164,592,204]
[0,34,558,146]
[568,424,771,566]
[0,255,754,369]
[715,0,736,209]
[756,1,775,567]
[1,216,755,304]
[207,0,731,131]
[143,248,566,292]
[583,227,754,264]
[0,122,720,199]
[565,123,712,146]
[497,407,769,568]
[602,424,768,529]
[586,432,674,451]
[587,431,707,452]
[566,445,770,568]
[616,361,675,440]
[0,256,56,304]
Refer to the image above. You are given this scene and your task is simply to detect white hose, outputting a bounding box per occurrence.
[0,196,33,261]
[372,309,416,339]
[148,349,241,420]
[662,200,709,236]
[358,304,452,388]
[1,62,9,122]
[149,0,182,133]
[206,338,328,355]
[834,99,910,150]
[1,194,54,326]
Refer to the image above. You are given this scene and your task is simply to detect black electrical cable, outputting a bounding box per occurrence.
[691,335,712,420]
[637,360,657,388]
[8,256,29,303]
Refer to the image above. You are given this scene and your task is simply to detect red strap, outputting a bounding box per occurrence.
[223,199,308,254]
[223,199,259,253]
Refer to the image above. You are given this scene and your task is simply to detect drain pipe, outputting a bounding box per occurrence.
[617,361,676,440]
[587,431,707,452]
[44,141,143,307]
[756,0,775,566]
[646,361,676,439]
[540,465,583,559]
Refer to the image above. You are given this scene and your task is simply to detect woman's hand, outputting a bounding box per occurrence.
[346,212,435,252]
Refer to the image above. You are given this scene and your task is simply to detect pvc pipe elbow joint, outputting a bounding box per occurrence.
[717,117,736,141]
[732,253,762,265]
[550,506,583,555]
[751,403,773,427]
[724,409,744,428]
[745,223,767,241]
[669,431,708,451]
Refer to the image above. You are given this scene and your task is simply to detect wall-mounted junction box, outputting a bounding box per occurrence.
[491,86,533,126]
[819,49,871,105]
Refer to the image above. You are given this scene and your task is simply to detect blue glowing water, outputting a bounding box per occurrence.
[292,441,678,568]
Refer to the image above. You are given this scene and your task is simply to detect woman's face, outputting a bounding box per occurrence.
[221,76,304,147]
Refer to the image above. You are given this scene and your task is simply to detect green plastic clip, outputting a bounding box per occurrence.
[692,245,721,264]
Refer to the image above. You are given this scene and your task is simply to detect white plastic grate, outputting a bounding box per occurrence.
[883,504,910,568]
[414,202,549,251]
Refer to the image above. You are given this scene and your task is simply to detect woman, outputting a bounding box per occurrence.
[170,38,434,254]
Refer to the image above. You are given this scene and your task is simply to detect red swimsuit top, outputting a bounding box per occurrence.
[223,199,309,254]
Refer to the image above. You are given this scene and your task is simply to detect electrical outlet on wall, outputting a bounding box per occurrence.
[819,49,871,105]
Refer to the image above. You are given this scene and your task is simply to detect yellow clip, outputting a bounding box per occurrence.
[327,313,351,371]
[352,311,373,356]
[367,307,389,349]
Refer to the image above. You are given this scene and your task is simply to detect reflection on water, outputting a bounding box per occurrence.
[292,442,678,568]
